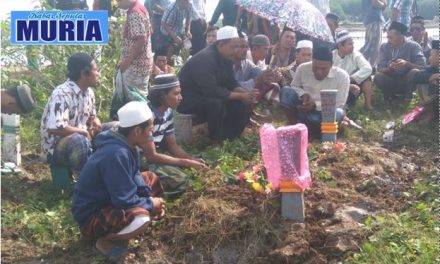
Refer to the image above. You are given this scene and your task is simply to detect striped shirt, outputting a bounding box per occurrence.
[389,0,414,28]
[149,103,175,145]
[160,2,192,36]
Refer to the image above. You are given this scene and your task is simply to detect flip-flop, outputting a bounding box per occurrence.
[94,243,128,264]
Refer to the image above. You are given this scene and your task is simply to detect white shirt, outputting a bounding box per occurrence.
[246,50,267,70]
[190,0,206,21]
[40,80,96,155]
[291,62,350,111]
[332,50,372,84]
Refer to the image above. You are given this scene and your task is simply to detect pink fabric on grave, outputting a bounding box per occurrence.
[260,123,311,190]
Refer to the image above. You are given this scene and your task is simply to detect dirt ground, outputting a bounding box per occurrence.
[2,131,435,264]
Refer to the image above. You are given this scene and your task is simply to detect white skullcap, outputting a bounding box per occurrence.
[296,40,313,49]
[117,101,153,128]
[335,30,351,44]
[217,26,239,41]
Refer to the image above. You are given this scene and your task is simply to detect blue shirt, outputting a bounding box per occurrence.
[72,130,153,228]
[151,0,172,15]
[161,1,192,35]
[233,59,263,90]
[362,0,385,25]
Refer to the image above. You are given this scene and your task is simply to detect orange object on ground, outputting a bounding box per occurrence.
[279,180,303,192]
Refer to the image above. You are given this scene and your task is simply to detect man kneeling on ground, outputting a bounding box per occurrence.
[72,101,165,262]
[41,53,102,174]
[280,47,350,135]
[178,26,258,141]
[144,74,206,197]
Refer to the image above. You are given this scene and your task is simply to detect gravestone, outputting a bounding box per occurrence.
[174,113,192,144]
[1,114,21,165]
[320,90,338,142]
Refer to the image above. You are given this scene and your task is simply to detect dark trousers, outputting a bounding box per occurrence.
[181,98,249,141]
[190,19,207,55]
[374,72,415,100]
[152,14,163,52]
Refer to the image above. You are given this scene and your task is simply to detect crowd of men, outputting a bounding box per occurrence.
[1,0,437,262]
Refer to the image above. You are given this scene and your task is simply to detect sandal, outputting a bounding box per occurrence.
[94,243,128,263]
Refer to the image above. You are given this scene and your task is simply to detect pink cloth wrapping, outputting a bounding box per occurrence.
[402,106,425,125]
[259,123,311,190]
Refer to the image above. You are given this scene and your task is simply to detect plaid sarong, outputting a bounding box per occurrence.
[110,69,149,120]
[360,21,382,67]
[80,171,163,238]
[53,133,92,173]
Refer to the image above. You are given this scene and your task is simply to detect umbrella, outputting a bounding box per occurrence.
[236,0,334,43]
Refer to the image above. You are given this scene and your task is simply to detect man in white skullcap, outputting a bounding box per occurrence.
[333,30,373,111]
[290,40,314,80]
[72,101,165,262]
[178,26,259,141]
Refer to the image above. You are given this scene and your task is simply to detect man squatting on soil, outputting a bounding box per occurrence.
[72,101,166,262]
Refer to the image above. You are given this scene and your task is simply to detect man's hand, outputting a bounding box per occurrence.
[297,94,316,112]
[90,117,102,132]
[151,197,166,220]
[182,158,207,169]
[174,35,183,46]
[82,129,93,141]
[185,31,192,40]
[429,73,439,85]
[257,70,275,85]
[391,59,408,71]
[350,84,361,96]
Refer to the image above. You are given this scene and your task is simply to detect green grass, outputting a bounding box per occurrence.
[20,115,42,153]
[1,177,79,250]
[346,172,439,264]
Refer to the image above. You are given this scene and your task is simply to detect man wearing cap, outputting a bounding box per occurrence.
[41,53,102,174]
[72,101,165,262]
[142,74,206,197]
[233,33,274,90]
[289,40,314,81]
[333,30,373,111]
[280,47,350,132]
[276,40,314,103]
[247,34,270,70]
[1,84,36,115]
[375,21,426,101]
[178,26,258,141]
